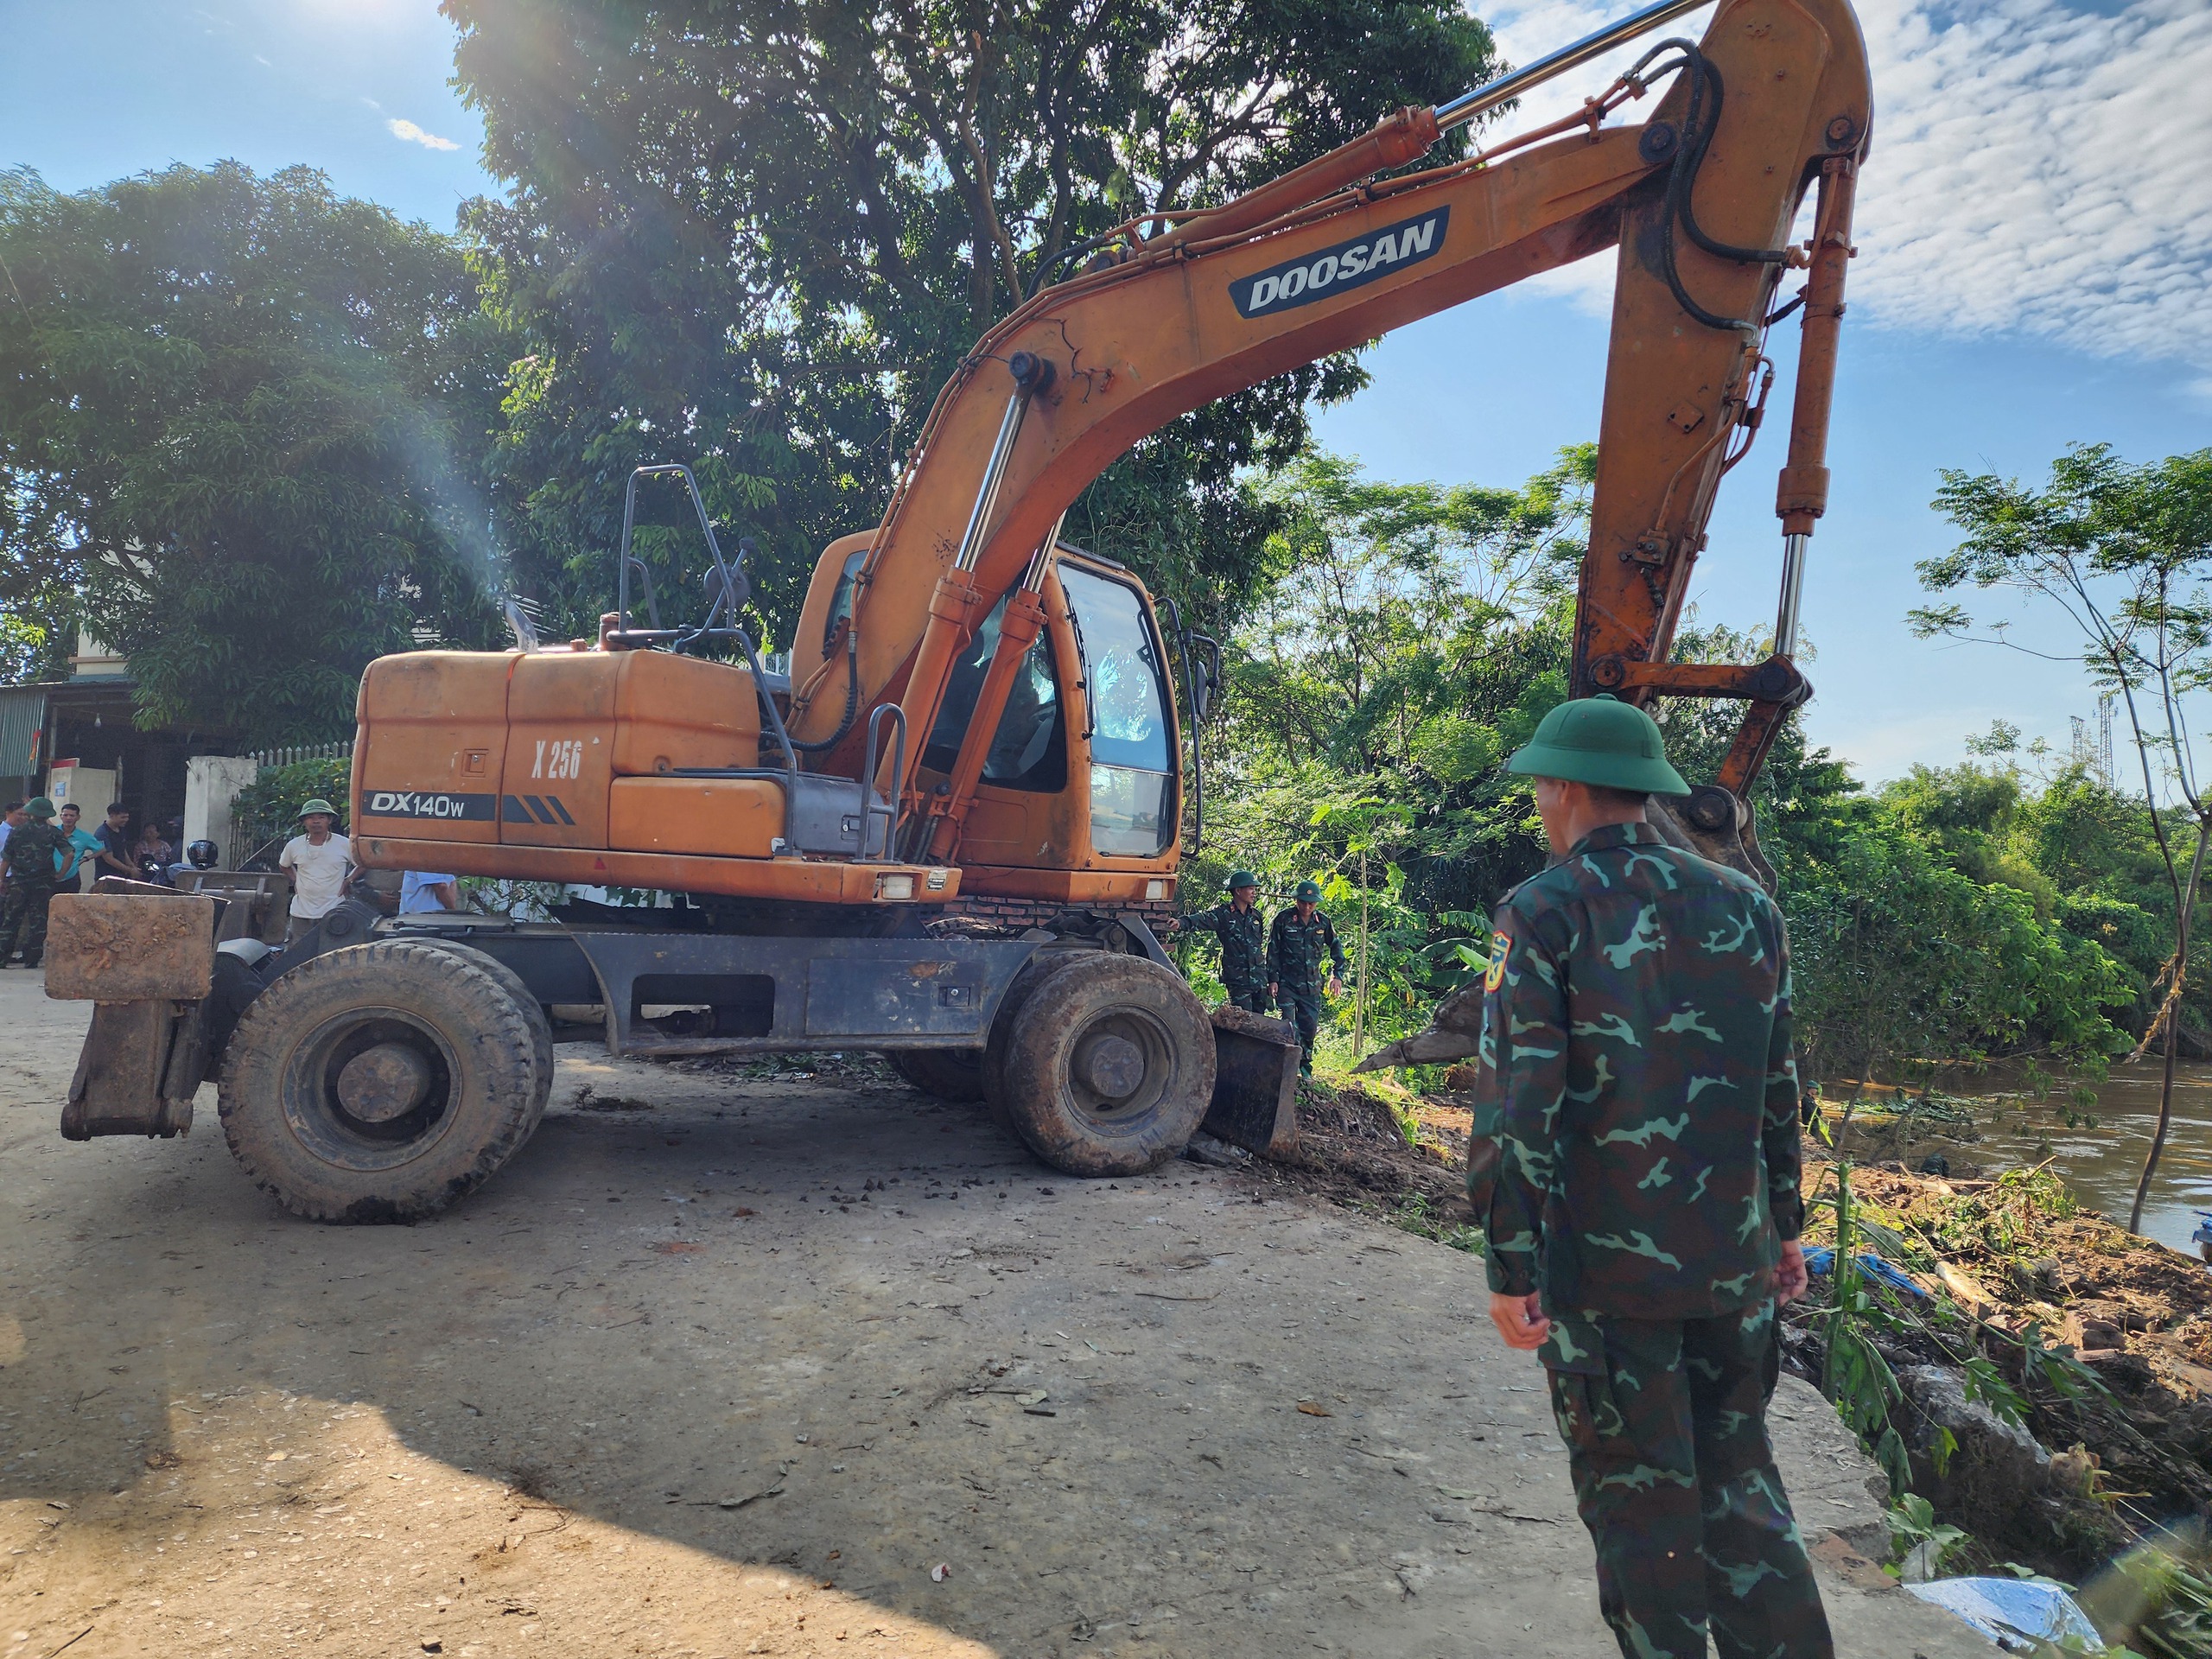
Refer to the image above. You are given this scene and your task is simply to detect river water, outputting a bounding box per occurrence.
[1939,1063,2212,1256]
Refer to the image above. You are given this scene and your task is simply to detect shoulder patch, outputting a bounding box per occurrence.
[1484,929,1511,994]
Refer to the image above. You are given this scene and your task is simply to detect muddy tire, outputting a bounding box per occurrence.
[981,950,1092,1136]
[404,938,555,1113]
[217,939,544,1224]
[887,1048,985,1102]
[999,954,1216,1177]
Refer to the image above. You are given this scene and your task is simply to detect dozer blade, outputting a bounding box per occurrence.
[1201,1005,1300,1158]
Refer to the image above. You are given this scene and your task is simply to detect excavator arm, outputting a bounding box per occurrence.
[787,0,1871,883]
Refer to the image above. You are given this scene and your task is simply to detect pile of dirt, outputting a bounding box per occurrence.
[1230,1080,1469,1215]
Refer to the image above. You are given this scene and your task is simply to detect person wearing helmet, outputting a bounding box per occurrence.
[0,798,64,969]
[1165,870,1270,1014]
[1470,694,1826,1659]
[1266,877,1345,1076]
[277,798,353,945]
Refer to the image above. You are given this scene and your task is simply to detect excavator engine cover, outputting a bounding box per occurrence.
[354,648,770,854]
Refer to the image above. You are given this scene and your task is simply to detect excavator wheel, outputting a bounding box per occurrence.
[217,939,544,1224]
[998,954,1216,1177]
[980,950,1092,1137]
[403,937,556,1116]
[886,1049,985,1103]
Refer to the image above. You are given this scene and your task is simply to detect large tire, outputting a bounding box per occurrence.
[980,950,1093,1136]
[403,938,555,1114]
[1000,954,1216,1177]
[887,1048,986,1102]
[217,939,544,1224]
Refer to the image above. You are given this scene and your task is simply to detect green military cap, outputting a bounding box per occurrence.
[1505,694,1691,796]
[23,796,55,818]
[1227,869,1259,891]
[1294,879,1322,902]
[298,798,339,818]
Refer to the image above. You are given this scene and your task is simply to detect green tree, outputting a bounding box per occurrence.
[0,162,512,742]
[1916,442,2212,1230]
[442,0,1498,645]
[1192,447,1592,1061]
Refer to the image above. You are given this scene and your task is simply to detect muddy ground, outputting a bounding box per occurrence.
[0,971,1993,1658]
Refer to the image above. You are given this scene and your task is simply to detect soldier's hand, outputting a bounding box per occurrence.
[1775,1238,1809,1306]
[1488,1292,1549,1351]
[1325,975,1343,998]
[1268,982,1279,1001]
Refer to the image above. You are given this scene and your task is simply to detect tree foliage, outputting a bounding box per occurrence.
[442,0,1498,645]
[0,162,512,742]
[1184,448,2139,1081]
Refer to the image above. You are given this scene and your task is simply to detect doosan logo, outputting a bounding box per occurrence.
[1229,208,1450,320]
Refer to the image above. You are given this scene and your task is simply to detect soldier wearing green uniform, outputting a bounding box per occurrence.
[1167,870,1271,1014]
[0,798,65,969]
[1471,696,1827,1659]
[1268,880,1345,1075]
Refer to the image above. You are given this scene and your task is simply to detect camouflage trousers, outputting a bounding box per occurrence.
[0,880,54,966]
[1543,1299,1833,1659]
[1277,988,1321,1073]
[1226,985,1272,1016]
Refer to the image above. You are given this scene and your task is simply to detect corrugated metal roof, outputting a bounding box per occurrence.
[0,686,48,778]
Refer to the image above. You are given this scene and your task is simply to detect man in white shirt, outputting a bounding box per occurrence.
[277,798,353,945]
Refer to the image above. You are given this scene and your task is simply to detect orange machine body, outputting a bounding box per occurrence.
[352,0,1870,903]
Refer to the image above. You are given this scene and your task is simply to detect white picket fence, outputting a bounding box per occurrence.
[247,741,354,769]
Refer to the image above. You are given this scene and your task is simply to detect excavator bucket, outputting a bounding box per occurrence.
[1201,1005,1301,1158]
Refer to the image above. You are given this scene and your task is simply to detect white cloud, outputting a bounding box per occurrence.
[1471,0,2212,368]
[385,117,460,152]
[360,96,383,111]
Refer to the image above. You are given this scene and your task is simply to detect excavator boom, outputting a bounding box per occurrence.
[788,0,1871,880]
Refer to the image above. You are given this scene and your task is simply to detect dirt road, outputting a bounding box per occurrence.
[0,969,1988,1658]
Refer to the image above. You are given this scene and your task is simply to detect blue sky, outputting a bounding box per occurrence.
[3,0,2207,784]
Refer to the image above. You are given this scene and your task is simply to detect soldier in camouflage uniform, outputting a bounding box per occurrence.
[1167,870,1271,1014]
[1469,695,1827,1659]
[0,798,65,969]
[1268,880,1345,1075]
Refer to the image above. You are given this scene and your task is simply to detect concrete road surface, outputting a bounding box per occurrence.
[0,968,1991,1657]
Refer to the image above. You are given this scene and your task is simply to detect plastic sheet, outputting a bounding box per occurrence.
[1905,1575,2105,1653]
[1800,1243,1927,1298]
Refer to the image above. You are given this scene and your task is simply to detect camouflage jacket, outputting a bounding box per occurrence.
[2,820,62,887]
[1467,821,1804,1322]
[1268,907,1346,994]
[1180,901,1268,992]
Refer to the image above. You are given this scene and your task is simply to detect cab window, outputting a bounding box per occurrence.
[921,594,1067,791]
[1059,564,1175,858]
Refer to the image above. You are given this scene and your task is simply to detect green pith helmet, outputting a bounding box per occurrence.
[298,798,338,819]
[1506,694,1691,796]
[1294,880,1322,903]
[24,797,54,819]
[1227,869,1260,892]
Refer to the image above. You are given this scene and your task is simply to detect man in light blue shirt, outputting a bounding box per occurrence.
[399,871,461,914]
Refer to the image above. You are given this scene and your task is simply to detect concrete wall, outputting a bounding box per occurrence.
[184,755,259,867]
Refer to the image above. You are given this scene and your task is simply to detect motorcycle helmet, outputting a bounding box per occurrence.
[187,839,219,869]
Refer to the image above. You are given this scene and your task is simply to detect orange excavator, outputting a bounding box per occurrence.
[48,0,1870,1220]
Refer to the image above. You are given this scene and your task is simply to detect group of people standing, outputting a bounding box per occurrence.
[1167,871,1346,1074]
[0,797,143,968]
